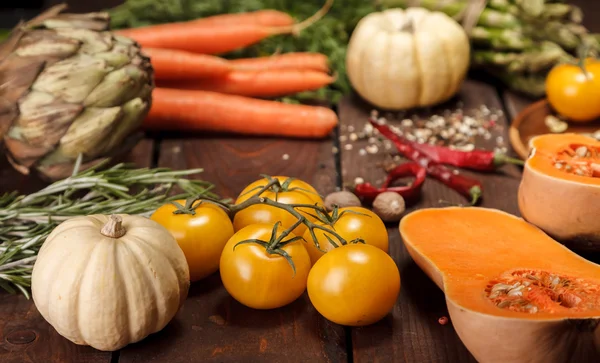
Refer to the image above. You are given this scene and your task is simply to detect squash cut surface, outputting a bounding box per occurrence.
[400,207,600,319]
[527,133,600,184]
[519,133,600,251]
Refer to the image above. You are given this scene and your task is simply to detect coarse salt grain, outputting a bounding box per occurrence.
[401,119,413,127]
[366,145,379,154]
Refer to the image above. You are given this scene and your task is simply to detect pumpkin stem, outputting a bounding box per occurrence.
[101,214,126,238]
[399,17,414,33]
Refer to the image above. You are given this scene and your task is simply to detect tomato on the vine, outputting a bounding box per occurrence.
[151,199,234,282]
[307,243,401,326]
[219,223,311,310]
[233,176,324,236]
[546,58,600,122]
[302,206,388,265]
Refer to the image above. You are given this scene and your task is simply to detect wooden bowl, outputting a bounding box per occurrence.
[509,99,600,160]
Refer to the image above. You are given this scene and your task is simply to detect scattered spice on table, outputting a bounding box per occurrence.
[438,316,449,325]
[340,106,508,157]
[369,116,523,172]
[361,117,484,204]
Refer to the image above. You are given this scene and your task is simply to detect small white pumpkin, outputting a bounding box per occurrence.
[31,214,190,351]
[346,7,471,110]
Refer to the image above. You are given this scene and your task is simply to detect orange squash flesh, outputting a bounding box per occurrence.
[400,207,600,363]
[519,133,600,251]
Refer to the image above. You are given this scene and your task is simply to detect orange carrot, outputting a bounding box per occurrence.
[116,0,332,55]
[230,52,330,73]
[119,25,282,55]
[144,88,338,138]
[143,48,232,80]
[156,69,335,98]
[189,10,294,27]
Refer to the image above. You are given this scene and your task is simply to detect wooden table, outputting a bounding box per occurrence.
[2,1,600,362]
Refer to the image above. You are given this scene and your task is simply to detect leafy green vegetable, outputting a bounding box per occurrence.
[109,0,379,104]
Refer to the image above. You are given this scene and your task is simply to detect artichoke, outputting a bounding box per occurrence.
[0,4,153,181]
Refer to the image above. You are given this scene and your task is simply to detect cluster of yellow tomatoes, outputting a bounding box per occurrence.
[151,176,401,327]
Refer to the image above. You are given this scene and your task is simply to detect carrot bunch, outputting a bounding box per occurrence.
[118,1,338,139]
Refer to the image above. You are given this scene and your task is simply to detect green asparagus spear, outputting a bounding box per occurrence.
[473,42,572,73]
[471,27,533,50]
[523,21,583,50]
[488,0,511,12]
[380,0,520,28]
[478,8,520,28]
[498,72,547,98]
[514,0,545,17]
[542,4,583,23]
[377,0,464,17]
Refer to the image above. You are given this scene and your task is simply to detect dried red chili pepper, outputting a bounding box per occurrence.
[368,118,483,204]
[411,142,524,171]
[428,164,482,205]
[354,162,426,203]
[369,117,523,171]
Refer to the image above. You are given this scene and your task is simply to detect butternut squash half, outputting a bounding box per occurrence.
[518,133,600,251]
[399,207,600,363]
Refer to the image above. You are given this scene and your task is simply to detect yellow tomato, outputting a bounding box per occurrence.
[302,206,388,265]
[219,223,311,309]
[307,243,401,326]
[233,176,324,236]
[151,200,234,282]
[546,58,600,122]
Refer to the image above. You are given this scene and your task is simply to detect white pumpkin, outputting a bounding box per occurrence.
[346,7,471,110]
[31,214,190,351]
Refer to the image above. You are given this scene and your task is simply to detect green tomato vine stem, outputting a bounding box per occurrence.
[196,177,356,268]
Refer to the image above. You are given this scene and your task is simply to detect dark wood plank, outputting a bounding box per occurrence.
[119,136,345,363]
[154,137,338,200]
[339,80,522,363]
[0,139,153,363]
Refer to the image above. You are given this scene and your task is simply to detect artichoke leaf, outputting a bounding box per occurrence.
[0,55,46,103]
[0,98,17,140]
[42,12,110,32]
[113,35,135,46]
[15,90,83,147]
[37,132,143,181]
[4,136,54,169]
[15,30,80,58]
[32,54,111,103]
[95,51,131,68]
[84,64,148,107]
[100,97,147,154]
[48,106,123,161]
[54,28,113,54]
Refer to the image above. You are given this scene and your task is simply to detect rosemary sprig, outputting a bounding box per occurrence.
[0,156,219,298]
